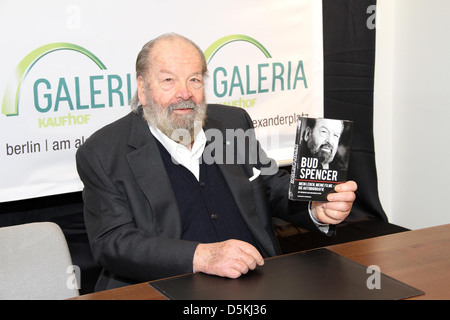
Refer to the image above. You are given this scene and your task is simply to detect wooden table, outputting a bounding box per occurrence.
[327,223,450,300]
[71,224,450,300]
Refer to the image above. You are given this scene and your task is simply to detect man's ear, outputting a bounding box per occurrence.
[137,76,147,106]
[304,127,311,141]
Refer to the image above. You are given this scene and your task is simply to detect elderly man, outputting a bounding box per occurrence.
[76,33,357,291]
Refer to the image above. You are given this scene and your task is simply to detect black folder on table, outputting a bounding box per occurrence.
[149,248,424,300]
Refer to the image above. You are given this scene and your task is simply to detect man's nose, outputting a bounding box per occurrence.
[176,81,193,101]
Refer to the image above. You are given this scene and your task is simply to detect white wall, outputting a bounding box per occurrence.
[374,0,450,229]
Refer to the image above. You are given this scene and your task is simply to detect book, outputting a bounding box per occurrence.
[288,117,353,202]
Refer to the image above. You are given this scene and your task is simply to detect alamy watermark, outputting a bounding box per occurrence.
[366,265,381,290]
[66,265,81,290]
[168,123,279,176]
[366,4,379,30]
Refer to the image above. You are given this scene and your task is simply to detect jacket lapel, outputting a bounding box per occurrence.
[125,112,182,237]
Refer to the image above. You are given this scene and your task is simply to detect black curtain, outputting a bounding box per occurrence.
[323,0,387,222]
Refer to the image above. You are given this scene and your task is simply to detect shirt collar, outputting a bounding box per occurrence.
[149,125,207,162]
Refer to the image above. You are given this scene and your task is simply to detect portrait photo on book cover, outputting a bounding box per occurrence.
[289,117,353,202]
[300,117,352,171]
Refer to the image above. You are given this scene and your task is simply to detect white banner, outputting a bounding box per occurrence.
[0,0,323,202]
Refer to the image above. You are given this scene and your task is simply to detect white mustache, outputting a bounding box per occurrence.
[168,101,197,112]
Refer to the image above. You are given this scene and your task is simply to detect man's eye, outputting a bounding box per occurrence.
[164,78,173,82]
[190,77,203,88]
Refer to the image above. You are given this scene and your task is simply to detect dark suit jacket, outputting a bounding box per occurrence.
[76,104,316,291]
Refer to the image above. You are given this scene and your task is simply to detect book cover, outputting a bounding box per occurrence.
[288,117,353,202]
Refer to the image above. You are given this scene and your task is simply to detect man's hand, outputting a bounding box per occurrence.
[311,180,357,225]
[193,239,264,278]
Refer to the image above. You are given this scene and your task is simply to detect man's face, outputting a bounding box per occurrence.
[305,119,343,165]
[137,38,206,141]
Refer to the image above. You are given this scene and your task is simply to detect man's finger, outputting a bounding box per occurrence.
[237,242,264,266]
[335,180,357,192]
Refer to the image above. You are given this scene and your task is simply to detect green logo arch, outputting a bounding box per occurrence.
[204,34,272,64]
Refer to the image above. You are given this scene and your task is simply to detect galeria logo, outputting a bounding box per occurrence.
[2,43,105,116]
[204,34,308,109]
[1,42,132,128]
